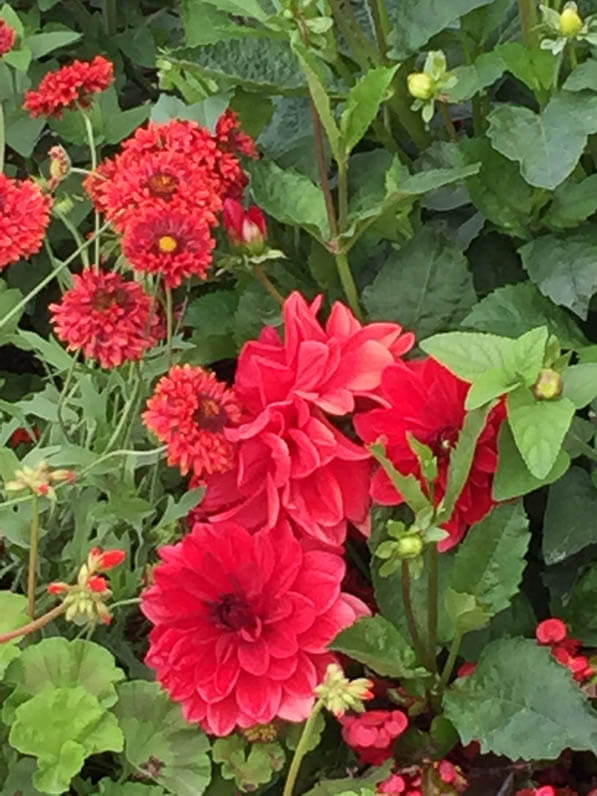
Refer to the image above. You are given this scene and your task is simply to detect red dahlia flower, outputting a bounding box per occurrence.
[340,709,409,765]
[49,269,163,369]
[24,55,114,118]
[141,519,369,736]
[0,20,16,55]
[143,365,242,480]
[355,358,506,551]
[123,206,216,287]
[0,175,51,269]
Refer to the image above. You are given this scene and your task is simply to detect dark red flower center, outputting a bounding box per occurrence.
[147,172,178,199]
[210,593,255,632]
[430,426,459,458]
[91,287,131,312]
[194,394,228,432]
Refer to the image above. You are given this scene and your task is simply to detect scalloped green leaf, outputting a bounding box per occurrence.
[0,591,28,679]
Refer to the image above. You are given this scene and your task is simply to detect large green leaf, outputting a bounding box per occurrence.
[562,363,597,408]
[561,564,597,644]
[443,638,597,759]
[9,686,123,795]
[330,615,426,677]
[24,31,81,58]
[362,226,476,339]
[340,65,398,155]
[0,591,28,679]
[96,781,166,796]
[507,388,576,479]
[112,681,211,796]
[450,502,530,620]
[543,467,597,564]
[182,0,253,45]
[543,174,597,230]
[487,92,597,190]
[195,0,269,20]
[519,227,597,319]
[463,282,588,349]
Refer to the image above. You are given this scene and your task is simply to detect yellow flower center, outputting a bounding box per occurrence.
[158,235,178,254]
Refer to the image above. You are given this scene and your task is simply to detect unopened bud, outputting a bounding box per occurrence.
[407,72,435,100]
[48,145,70,188]
[47,582,69,595]
[314,663,373,717]
[87,575,109,593]
[532,368,563,400]
[397,534,424,559]
[560,2,583,35]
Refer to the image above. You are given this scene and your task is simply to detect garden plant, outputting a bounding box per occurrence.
[3,0,597,794]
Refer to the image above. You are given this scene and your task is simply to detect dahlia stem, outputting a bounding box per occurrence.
[427,544,439,673]
[439,630,464,694]
[518,0,538,47]
[283,700,324,796]
[334,252,363,321]
[401,560,428,668]
[55,208,89,268]
[0,101,5,173]
[440,102,458,143]
[81,110,101,271]
[165,285,173,368]
[253,264,284,306]
[0,602,66,644]
[102,0,117,36]
[27,494,40,618]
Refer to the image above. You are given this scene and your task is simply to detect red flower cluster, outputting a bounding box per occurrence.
[0,174,52,269]
[24,55,114,118]
[340,709,408,764]
[378,760,467,794]
[355,357,506,550]
[536,618,595,683]
[0,20,16,56]
[141,519,368,735]
[49,269,163,369]
[516,788,578,796]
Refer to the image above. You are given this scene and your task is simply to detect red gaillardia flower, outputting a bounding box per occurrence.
[355,358,506,551]
[123,207,216,287]
[143,365,242,480]
[49,269,163,369]
[141,519,369,736]
[0,20,16,56]
[24,55,114,118]
[214,109,258,200]
[340,709,409,765]
[223,198,267,253]
[0,175,51,269]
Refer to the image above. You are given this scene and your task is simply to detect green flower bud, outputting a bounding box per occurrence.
[407,72,435,100]
[532,368,563,401]
[397,534,424,559]
[560,3,583,36]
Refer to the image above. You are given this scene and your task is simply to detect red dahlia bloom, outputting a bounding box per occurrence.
[536,618,568,644]
[0,20,16,56]
[355,358,506,551]
[123,206,215,287]
[340,709,408,765]
[143,365,242,480]
[141,519,369,736]
[223,198,267,252]
[0,175,51,269]
[49,269,163,369]
[24,55,114,118]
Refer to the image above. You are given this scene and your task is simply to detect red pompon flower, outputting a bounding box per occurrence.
[340,709,409,765]
[235,291,415,417]
[95,549,126,571]
[49,269,163,369]
[0,20,16,56]
[223,198,267,253]
[122,207,216,287]
[0,175,51,269]
[24,55,114,118]
[536,618,568,645]
[141,519,369,736]
[355,358,506,551]
[143,365,242,480]
[87,575,109,593]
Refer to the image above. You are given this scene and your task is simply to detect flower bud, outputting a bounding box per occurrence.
[560,3,583,36]
[396,534,424,559]
[87,575,109,593]
[48,145,70,189]
[532,368,563,400]
[315,663,373,717]
[407,72,435,100]
[223,198,267,255]
[47,582,69,595]
[96,549,126,571]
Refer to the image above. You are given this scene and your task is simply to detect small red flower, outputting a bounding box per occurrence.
[96,549,126,571]
[0,20,16,56]
[536,618,568,645]
[341,709,409,765]
[9,426,40,447]
[457,661,477,677]
[24,55,114,118]
[0,175,52,269]
[87,575,109,593]
[122,206,216,287]
[49,269,163,369]
[223,198,267,253]
[47,582,68,595]
[143,365,242,480]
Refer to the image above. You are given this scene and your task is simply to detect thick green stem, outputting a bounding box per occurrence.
[440,102,458,143]
[0,101,5,173]
[0,602,66,644]
[309,98,338,240]
[27,495,40,618]
[368,0,390,60]
[254,264,285,306]
[439,631,464,693]
[569,41,578,70]
[401,561,427,667]
[102,0,117,36]
[81,111,101,270]
[165,285,173,368]
[337,160,349,233]
[427,544,439,673]
[283,701,324,796]
[56,210,89,268]
[518,0,538,47]
[334,252,363,320]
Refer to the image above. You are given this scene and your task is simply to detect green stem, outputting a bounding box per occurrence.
[427,544,439,673]
[518,0,537,47]
[27,494,40,618]
[110,597,141,610]
[337,160,349,233]
[0,101,5,173]
[329,0,371,70]
[368,0,389,60]
[401,560,427,667]
[0,602,66,644]
[569,41,578,70]
[56,210,89,268]
[439,631,464,693]
[102,0,117,36]
[253,264,285,306]
[309,98,338,240]
[282,701,324,796]
[440,102,458,142]
[334,252,363,320]
[56,355,78,442]
[104,373,141,454]
[165,285,173,368]
[81,110,100,270]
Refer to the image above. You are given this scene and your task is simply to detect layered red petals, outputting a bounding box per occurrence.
[341,709,409,765]
[0,175,51,269]
[141,520,369,735]
[24,56,113,118]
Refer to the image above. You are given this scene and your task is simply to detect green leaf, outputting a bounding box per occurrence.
[156,488,204,531]
[561,563,597,644]
[493,422,570,501]
[330,615,427,677]
[112,681,211,796]
[369,441,431,514]
[362,226,476,339]
[104,104,150,145]
[3,44,31,71]
[494,42,557,93]
[487,92,597,190]
[294,46,342,163]
[304,761,392,795]
[0,281,24,345]
[212,734,284,791]
[543,467,597,565]
[185,290,238,333]
[24,31,81,58]
[445,589,491,634]
[340,65,398,154]
[0,4,23,37]
[519,226,597,320]
[564,57,597,91]
[463,282,588,350]
[97,780,166,796]
[15,331,76,373]
[4,107,45,157]
[182,0,251,45]
[9,686,123,795]
[195,0,268,21]
[543,174,597,230]
[450,502,530,619]
[247,159,330,240]
[443,638,597,759]
[447,51,505,102]
[507,387,576,479]
[3,638,124,724]
[0,591,28,679]
[562,363,597,408]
